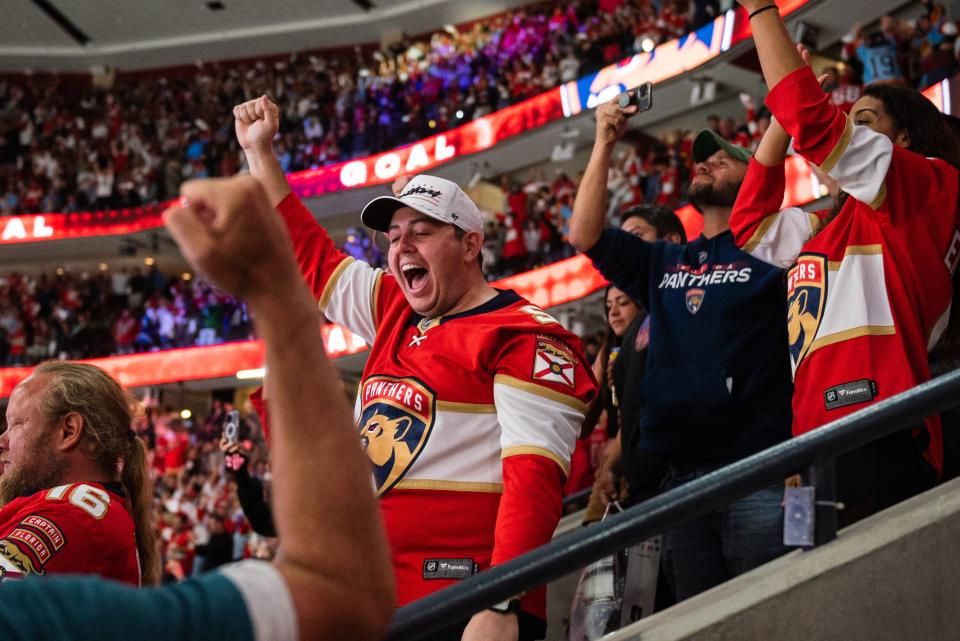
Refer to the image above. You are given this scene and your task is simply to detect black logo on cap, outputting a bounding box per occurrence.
[401,186,443,199]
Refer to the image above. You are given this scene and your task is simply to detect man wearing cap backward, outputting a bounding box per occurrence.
[233,96,596,641]
[568,99,793,601]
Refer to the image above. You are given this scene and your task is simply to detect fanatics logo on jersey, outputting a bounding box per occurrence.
[685,288,705,314]
[533,336,576,388]
[359,376,437,497]
[787,254,828,367]
[422,557,479,580]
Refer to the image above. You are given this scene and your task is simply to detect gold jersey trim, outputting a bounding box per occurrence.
[502,446,570,476]
[394,479,504,493]
[819,114,854,175]
[493,374,588,414]
[318,257,355,311]
[436,401,497,414]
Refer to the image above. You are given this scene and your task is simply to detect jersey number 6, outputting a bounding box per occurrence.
[47,484,111,520]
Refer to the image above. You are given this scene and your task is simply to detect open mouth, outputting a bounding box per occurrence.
[401,264,430,291]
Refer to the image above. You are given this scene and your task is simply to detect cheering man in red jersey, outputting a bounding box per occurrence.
[234,95,596,641]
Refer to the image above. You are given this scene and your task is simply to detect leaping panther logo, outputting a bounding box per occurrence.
[787,254,828,368]
[358,376,436,496]
[0,539,41,578]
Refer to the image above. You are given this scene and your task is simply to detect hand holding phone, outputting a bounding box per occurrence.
[618,82,653,113]
[223,409,241,444]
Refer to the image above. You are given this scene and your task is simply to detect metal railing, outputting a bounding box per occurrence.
[561,487,592,510]
[384,367,960,641]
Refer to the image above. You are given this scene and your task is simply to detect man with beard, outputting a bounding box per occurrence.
[0,361,159,585]
[0,175,394,641]
[568,100,793,601]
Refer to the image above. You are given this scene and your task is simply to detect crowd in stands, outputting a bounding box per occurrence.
[2,3,959,635]
[0,266,254,366]
[138,399,276,582]
[842,3,959,90]
[0,0,723,217]
[5,5,955,362]
[480,1,960,282]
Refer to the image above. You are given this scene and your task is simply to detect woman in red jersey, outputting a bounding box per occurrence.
[731,0,960,524]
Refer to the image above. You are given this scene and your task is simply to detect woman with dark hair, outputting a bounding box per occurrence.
[571,285,641,518]
[730,1,960,524]
[579,206,686,522]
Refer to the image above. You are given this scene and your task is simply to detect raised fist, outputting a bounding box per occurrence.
[164,176,300,303]
[234,95,280,155]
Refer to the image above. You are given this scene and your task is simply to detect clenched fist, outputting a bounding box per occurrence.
[234,95,280,156]
[163,176,301,304]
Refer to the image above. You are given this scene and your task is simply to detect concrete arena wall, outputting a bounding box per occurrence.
[595,477,960,641]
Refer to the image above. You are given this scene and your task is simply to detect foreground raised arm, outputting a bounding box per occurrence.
[165,176,395,641]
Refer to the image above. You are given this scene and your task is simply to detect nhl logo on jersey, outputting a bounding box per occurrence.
[533,336,576,388]
[787,254,828,367]
[359,376,437,496]
[685,288,705,314]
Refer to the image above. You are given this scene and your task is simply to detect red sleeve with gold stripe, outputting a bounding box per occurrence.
[275,192,350,302]
[490,321,597,619]
[731,158,822,268]
[491,455,565,620]
[275,192,391,345]
[764,67,849,171]
[766,67,959,224]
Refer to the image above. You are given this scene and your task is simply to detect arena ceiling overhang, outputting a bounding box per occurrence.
[1,0,530,72]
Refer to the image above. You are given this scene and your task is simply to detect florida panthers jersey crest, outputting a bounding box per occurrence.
[786,254,828,367]
[360,376,437,496]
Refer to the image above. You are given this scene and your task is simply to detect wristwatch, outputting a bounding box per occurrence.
[488,598,522,615]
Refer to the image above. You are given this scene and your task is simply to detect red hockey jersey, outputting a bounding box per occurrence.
[731,67,960,473]
[276,193,596,620]
[0,482,140,584]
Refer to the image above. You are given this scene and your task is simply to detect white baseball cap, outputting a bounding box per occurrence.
[361,175,484,234]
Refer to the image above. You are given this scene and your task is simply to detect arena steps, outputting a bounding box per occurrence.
[547,476,960,641]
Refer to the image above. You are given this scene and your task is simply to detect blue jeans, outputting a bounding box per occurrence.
[661,466,787,601]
